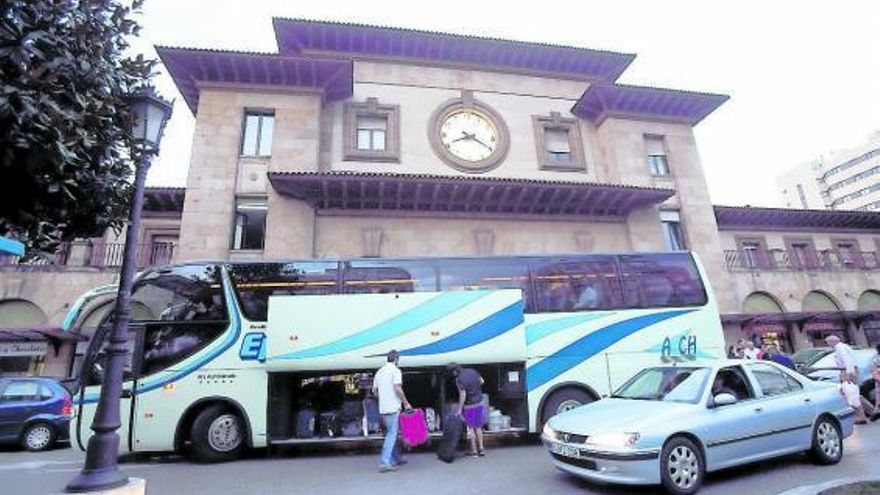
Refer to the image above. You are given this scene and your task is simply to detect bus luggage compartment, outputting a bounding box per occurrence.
[265,290,527,372]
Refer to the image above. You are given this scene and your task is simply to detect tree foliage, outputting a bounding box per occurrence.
[0,0,155,258]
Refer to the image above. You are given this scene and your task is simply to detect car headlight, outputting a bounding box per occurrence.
[587,432,640,448]
[542,422,556,438]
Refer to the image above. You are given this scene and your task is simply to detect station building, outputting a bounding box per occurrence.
[2,19,879,375]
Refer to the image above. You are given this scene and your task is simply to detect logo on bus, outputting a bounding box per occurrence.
[239,332,267,362]
[659,331,698,362]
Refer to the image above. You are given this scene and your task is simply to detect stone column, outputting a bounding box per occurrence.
[847,320,869,347]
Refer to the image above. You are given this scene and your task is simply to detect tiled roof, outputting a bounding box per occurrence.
[714,205,880,230]
[272,18,635,82]
[572,83,729,126]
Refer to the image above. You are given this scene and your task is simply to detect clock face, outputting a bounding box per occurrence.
[439,110,498,162]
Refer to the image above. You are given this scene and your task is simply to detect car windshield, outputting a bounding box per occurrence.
[611,367,710,404]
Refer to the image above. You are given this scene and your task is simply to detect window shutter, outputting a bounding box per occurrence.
[545,130,571,153]
[645,136,666,156]
[357,116,387,131]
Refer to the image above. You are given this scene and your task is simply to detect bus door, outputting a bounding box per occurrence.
[74,322,143,453]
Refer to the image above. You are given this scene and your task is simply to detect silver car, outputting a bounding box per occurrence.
[541,359,854,495]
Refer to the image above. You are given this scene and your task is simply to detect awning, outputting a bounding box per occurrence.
[156,46,353,114]
[268,171,674,218]
[0,327,86,356]
[715,205,880,231]
[0,327,87,343]
[721,311,880,326]
[572,83,729,126]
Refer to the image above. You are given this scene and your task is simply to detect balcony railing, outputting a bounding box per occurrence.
[725,249,880,271]
[0,242,174,269]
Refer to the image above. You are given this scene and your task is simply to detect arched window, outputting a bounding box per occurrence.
[802,291,841,312]
[857,290,880,311]
[0,299,48,327]
[742,292,784,314]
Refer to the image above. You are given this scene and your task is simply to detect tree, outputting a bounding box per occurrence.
[0,0,155,258]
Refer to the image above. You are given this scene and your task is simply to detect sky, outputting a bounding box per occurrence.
[133,0,880,207]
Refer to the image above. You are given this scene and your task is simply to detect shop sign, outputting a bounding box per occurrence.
[0,342,48,357]
[804,321,843,332]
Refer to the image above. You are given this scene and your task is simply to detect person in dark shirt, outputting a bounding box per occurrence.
[448,363,485,457]
[765,344,796,370]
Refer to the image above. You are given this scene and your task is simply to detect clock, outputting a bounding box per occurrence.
[440,110,498,162]
[429,93,509,173]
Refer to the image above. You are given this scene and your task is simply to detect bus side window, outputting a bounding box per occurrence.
[343,260,436,294]
[227,262,340,321]
[436,258,533,310]
[617,253,707,308]
[530,256,622,312]
[140,322,226,377]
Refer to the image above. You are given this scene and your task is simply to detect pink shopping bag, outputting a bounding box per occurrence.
[399,408,428,447]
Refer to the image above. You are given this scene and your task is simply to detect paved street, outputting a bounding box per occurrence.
[3,426,879,495]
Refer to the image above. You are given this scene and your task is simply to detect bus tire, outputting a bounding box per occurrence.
[190,404,246,463]
[540,387,594,428]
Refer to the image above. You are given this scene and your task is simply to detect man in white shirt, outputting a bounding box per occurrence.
[372,350,412,472]
[742,341,759,360]
[826,335,858,382]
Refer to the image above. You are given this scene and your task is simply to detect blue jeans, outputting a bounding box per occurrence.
[379,412,403,467]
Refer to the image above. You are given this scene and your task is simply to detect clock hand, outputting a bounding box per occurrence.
[450,131,474,144]
[471,135,493,151]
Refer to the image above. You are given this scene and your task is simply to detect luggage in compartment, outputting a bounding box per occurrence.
[436,412,462,463]
[341,420,363,437]
[294,408,316,439]
[340,399,362,423]
[318,411,339,438]
[424,407,438,432]
[363,397,380,433]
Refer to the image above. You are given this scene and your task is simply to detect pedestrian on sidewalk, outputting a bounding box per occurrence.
[373,350,412,472]
[826,335,858,383]
[448,363,486,457]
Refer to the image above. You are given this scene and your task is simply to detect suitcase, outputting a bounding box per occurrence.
[341,420,363,437]
[363,398,380,433]
[295,408,316,439]
[399,408,428,447]
[340,399,362,423]
[318,411,338,437]
[436,412,462,463]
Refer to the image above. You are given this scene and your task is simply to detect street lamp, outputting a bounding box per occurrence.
[66,87,173,493]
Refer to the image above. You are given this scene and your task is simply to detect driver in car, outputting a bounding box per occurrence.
[711,375,739,401]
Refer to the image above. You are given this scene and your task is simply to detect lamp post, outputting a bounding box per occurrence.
[66,87,173,493]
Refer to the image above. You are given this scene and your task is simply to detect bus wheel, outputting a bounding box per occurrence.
[541,388,593,428]
[190,404,246,462]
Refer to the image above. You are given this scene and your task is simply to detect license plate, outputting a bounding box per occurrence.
[550,442,581,459]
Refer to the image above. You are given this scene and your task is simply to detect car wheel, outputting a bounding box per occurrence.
[809,417,843,465]
[190,404,246,463]
[660,436,703,495]
[540,388,594,428]
[22,422,56,452]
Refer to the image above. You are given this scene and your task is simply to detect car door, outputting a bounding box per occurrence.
[744,362,814,455]
[0,380,41,441]
[702,365,767,470]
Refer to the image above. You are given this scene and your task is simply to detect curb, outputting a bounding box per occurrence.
[776,477,880,495]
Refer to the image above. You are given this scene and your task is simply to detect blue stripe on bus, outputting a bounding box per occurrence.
[398,301,524,356]
[525,309,695,392]
[525,312,615,345]
[76,271,244,405]
[269,290,492,361]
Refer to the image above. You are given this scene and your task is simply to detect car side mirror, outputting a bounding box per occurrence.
[711,393,737,408]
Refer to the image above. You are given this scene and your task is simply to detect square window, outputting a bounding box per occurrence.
[232,198,267,250]
[533,114,585,171]
[645,136,670,175]
[344,100,400,162]
[241,112,274,156]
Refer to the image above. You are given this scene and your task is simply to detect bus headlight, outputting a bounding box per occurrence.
[542,422,556,439]
[588,432,640,448]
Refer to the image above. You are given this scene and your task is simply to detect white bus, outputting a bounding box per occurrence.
[66,252,723,461]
